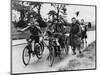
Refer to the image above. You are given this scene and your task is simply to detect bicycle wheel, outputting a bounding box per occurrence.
[22,46,31,66]
[49,46,55,67]
[40,41,44,53]
[35,43,43,59]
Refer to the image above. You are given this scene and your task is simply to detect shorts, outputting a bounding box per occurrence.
[27,35,39,43]
[81,31,87,39]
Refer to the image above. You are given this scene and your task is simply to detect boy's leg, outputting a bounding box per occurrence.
[34,36,39,44]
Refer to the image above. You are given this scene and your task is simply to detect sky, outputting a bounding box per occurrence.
[12,2,95,23]
[66,5,95,22]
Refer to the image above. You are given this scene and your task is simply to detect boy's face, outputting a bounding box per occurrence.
[81,19,84,23]
[72,18,76,24]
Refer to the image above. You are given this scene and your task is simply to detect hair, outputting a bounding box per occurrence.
[47,31,52,37]
[72,17,76,20]
[81,19,84,21]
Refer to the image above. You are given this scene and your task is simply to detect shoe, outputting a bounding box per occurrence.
[72,52,76,55]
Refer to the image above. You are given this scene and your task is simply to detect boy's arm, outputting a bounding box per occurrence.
[21,25,31,32]
[18,24,32,32]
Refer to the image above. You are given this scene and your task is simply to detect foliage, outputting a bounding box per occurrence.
[50,3,67,22]
[12,0,43,28]
[75,11,80,17]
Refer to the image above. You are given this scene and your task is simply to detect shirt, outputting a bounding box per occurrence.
[29,26,41,36]
[70,23,80,35]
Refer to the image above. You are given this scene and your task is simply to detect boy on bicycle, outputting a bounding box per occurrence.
[18,17,41,46]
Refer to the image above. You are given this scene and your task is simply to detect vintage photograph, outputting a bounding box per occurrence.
[11,0,96,74]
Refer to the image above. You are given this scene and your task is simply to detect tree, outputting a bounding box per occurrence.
[29,2,43,17]
[12,0,32,28]
[51,3,67,22]
[29,2,48,28]
[12,0,30,21]
[75,11,80,17]
[12,0,44,28]
[12,0,43,21]
[75,11,80,20]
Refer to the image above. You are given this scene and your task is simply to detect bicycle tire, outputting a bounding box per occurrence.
[22,46,31,66]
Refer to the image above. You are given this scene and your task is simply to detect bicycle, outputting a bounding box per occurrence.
[47,32,69,67]
[22,35,44,66]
